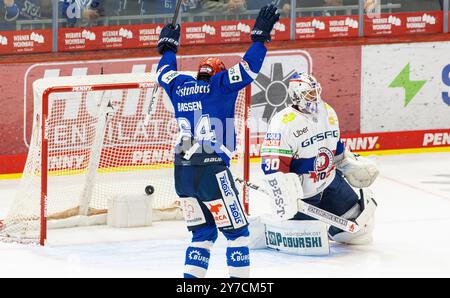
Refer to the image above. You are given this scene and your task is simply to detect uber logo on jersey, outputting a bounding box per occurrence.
[228,64,243,84]
[293,127,309,138]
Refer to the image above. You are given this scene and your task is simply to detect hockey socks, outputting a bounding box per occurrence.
[184,246,211,278]
[226,246,250,278]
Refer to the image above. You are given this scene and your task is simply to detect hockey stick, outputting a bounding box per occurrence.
[172,0,183,27]
[235,178,361,234]
[271,0,281,6]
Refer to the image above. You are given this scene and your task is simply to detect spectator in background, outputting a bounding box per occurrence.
[2,0,53,21]
[248,0,291,18]
[199,0,247,14]
[141,0,201,15]
[364,0,443,13]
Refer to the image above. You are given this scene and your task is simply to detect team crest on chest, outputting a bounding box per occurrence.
[309,147,335,183]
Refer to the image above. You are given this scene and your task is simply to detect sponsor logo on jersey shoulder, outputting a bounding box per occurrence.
[263,133,282,147]
[161,70,180,84]
[293,127,309,138]
[228,63,243,84]
[309,147,335,183]
[282,113,296,124]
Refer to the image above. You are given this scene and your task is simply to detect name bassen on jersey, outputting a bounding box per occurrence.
[177,101,203,112]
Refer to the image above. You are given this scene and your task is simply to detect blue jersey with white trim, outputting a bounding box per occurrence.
[157,42,267,166]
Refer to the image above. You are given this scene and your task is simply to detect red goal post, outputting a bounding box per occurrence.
[0,73,251,246]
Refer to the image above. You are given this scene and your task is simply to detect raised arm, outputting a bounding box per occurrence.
[210,4,280,94]
[156,23,193,97]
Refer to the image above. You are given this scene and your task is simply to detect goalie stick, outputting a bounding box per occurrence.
[235,178,361,234]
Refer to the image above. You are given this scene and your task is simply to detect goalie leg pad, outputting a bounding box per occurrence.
[329,189,377,245]
[263,216,330,255]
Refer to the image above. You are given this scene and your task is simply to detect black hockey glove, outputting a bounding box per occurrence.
[157,24,181,55]
[251,4,280,43]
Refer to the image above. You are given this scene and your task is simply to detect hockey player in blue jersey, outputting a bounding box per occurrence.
[156,4,280,278]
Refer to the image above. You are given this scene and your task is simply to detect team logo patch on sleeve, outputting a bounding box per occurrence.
[161,70,180,84]
[228,64,243,84]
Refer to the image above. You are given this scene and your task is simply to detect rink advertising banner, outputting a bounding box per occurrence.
[58,24,162,52]
[295,15,359,40]
[342,129,450,153]
[0,29,52,55]
[183,19,290,46]
[361,41,450,134]
[58,20,290,52]
[364,11,443,36]
[0,46,360,175]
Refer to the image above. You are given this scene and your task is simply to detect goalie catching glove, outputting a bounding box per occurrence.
[335,150,379,188]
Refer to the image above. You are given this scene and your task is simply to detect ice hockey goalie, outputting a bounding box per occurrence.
[255,72,379,255]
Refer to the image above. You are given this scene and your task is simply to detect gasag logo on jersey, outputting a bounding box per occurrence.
[228,63,243,84]
[309,147,335,183]
[263,133,282,147]
[301,130,339,147]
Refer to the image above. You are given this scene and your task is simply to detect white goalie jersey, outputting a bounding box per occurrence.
[261,102,345,198]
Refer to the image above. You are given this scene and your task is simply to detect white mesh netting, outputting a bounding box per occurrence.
[0,73,249,244]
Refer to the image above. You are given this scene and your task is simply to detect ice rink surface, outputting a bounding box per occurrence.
[0,152,449,278]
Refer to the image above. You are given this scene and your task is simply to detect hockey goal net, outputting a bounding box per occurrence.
[0,73,250,245]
